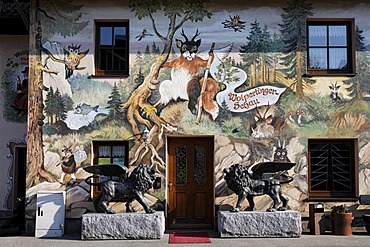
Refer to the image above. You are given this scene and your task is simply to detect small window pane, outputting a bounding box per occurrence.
[194,145,206,185]
[98,157,111,164]
[100,27,112,45]
[113,49,126,70]
[329,26,347,46]
[114,27,126,46]
[309,26,327,46]
[113,157,125,165]
[329,48,347,69]
[309,48,327,69]
[112,146,125,157]
[99,49,112,70]
[175,146,187,185]
[98,146,111,157]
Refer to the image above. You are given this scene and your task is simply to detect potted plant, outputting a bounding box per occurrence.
[331,205,353,235]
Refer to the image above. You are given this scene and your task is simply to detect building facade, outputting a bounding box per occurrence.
[2,0,370,233]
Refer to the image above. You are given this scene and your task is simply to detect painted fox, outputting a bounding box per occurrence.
[158,29,219,120]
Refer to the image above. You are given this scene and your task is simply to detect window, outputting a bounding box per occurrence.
[95,20,129,76]
[306,18,355,76]
[91,140,129,198]
[308,139,358,200]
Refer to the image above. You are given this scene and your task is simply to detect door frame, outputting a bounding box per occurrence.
[165,135,215,229]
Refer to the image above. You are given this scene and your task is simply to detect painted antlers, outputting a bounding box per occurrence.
[180,28,200,42]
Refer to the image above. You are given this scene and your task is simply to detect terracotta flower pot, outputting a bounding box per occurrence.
[331,213,335,233]
[334,213,353,235]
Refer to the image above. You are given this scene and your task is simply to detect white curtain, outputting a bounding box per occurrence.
[329,48,347,69]
[309,26,327,46]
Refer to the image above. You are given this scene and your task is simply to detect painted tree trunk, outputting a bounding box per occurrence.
[27,0,56,188]
[296,51,304,98]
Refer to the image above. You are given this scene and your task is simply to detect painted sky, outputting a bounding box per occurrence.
[60,0,370,62]
[126,1,370,53]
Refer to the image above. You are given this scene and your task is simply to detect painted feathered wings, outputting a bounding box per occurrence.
[83,164,128,181]
[250,161,296,180]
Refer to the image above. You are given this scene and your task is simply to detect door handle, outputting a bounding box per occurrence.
[168,182,173,192]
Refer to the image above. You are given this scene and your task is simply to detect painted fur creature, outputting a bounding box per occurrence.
[329,81,341,101]
[224,163,295,212]
[273,140,291,162]
[157,29,219,120]
[271,140,292,181]
[57,145,77,184]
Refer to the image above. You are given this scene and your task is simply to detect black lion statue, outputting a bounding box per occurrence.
[84,163,156,214]
[223,162,295,212]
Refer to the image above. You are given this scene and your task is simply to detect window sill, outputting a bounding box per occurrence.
[89,74,130,79]
[304,197,359,202]
[303,73,357,78]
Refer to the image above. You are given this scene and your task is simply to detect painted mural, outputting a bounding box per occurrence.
[19,0,370,219]
[1,50,29,122]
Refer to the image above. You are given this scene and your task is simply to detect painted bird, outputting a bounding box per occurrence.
[222,15,246,32]
[64,44,89,79]
[135,28,154,41]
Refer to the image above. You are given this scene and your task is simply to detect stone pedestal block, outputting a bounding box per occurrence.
[218,210,302,238]
[81,212,165,240]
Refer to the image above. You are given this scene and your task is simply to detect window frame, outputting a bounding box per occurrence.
[306,18,356,77]
[94,19,130,77]
[307,138,359,201]
[91,140,130,199]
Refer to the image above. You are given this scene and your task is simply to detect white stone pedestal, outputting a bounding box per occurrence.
[218,210,302,238]
[81,211,165,240]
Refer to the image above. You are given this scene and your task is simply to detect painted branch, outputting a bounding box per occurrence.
[196,42,215,124]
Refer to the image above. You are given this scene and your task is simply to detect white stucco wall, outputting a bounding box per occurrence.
[0,35,28,210]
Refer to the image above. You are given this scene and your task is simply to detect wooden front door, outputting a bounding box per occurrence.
[167,136,214,228]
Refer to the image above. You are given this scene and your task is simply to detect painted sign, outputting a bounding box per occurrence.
[217,84,286,112]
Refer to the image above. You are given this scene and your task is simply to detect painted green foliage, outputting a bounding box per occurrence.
[40,0,88,38]
[44,87,71,123]
[343,27,370,101]
[107,83,123,121]
[279,0,314,98]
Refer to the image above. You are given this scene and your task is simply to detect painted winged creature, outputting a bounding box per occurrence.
[43,44,89,79]
[83,164,156,214]
[64,44,89,79]
[222,15,246,32]
[224,161,295,212]
[135,28,154,41]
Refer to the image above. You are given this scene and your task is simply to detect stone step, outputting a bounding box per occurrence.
[81,211,165,240]
[218,210,302,238]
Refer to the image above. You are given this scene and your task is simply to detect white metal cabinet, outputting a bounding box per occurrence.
[35,191,66,238]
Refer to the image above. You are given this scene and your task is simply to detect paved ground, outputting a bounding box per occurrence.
[0,231,369,247]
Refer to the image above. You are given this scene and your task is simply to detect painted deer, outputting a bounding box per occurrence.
[156,29,219,120]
